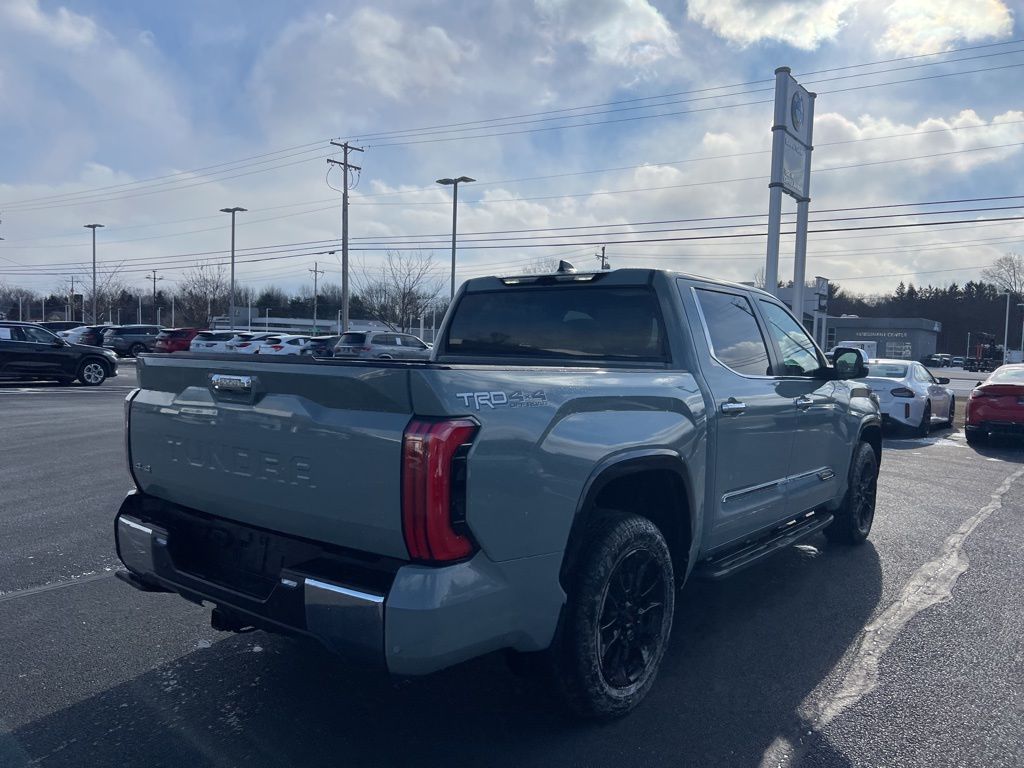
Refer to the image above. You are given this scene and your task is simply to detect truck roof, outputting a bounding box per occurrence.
[463,267,776,298]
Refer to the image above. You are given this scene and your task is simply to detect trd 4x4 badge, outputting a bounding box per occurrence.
[456,390,547,410]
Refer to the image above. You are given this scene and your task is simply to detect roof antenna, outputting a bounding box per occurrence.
[556,260,577,274]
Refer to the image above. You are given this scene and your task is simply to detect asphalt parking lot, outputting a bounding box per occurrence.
[1,368,1022,768]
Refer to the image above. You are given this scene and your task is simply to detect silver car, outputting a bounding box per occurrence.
[859,358,955,436]
[333,331,431,360]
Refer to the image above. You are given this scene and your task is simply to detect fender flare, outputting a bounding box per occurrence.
[563,449,700,583]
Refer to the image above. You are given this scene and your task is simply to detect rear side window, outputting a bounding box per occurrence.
[694,288,771,376]
[445,286,668,362]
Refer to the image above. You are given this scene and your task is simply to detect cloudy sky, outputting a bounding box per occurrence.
[0,0,1021,300]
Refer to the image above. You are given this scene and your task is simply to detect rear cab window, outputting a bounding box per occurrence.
[442,286,668,363]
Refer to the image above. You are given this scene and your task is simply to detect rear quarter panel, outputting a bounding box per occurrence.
[410,367,707,563]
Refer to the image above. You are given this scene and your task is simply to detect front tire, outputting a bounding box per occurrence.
[552,512,674,719]
[77,360,107,386]
[947,397,956,427]
[824,442,878,545]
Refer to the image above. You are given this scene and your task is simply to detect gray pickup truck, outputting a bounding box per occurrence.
[115,268,881,718]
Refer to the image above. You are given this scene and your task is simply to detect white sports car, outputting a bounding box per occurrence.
[858,358,955,436]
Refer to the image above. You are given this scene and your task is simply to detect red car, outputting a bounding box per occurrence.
[966,364,1024,445]
[152,328,200,353]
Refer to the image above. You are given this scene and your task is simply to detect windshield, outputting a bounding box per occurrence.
[865,364,907,379]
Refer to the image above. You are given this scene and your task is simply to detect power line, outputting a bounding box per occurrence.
[3,37,1021,215]
[2,215,1021,280]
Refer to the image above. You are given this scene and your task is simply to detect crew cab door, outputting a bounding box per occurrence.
[755,299,844,512]
[685,283,797,549]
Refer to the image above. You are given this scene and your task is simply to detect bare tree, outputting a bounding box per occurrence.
[981,253,1024,296]
[353,251,442,328]
[0,281,38,320]
[174,264,229,326]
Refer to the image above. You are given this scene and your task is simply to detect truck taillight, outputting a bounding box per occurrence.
[401,419,478,562]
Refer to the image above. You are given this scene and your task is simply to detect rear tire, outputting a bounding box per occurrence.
[947,397,956,427]
[77,360,107,386]
[966,428,986,447]
[915,402,932,438]
[824,442,878,546]
[129,343,146,357]
[552,512,674,719]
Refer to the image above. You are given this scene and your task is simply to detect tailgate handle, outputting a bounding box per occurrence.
[210,374,253,394]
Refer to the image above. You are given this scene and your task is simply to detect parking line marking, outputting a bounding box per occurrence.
[760,465,1024,767]
[0,571,114,604]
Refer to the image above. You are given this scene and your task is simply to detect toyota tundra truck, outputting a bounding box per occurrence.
[114,267,881,718]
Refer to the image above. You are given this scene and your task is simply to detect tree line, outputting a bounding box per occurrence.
[0,251,447,331]
[828,254,1024,356]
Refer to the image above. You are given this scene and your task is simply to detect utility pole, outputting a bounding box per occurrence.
[84,224,104,323]
[68,276,77,321]
[1003,292,1012,365]
[596,245,609,270]
[308,261,325,331]
[220,206,246,330]
[146,270,164,324]
[328,141,363,333]
[171,295,175,327]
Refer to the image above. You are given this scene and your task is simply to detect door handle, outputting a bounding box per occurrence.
[794,396,814,410]
[720,399,746,416]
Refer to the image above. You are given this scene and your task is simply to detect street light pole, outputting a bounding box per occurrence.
[1017,303,1024,361]
[1003,292,1012,365]
[84,224,104,323]
[220,207,246,330]
[436,176,475,299]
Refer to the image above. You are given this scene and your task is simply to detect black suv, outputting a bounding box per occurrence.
[0,322,119,385]
[103,325,162,357]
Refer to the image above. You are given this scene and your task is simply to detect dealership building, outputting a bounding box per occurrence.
[824,316,942,360]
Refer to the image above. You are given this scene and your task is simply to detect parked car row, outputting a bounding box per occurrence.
[186,330,432,358]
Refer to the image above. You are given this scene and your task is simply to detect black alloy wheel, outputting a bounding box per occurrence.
[596,548,668,689]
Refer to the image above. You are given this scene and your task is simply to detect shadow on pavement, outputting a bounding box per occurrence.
[4,538,882,768]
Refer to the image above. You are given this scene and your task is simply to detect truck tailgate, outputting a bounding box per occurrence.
[129,355,414,559]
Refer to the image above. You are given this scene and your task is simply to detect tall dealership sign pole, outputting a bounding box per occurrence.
[766,67,815,314]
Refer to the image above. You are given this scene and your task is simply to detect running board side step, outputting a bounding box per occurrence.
[694,511,834,580]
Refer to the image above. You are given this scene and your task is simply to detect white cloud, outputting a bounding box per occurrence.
[686,0,855,50]
[876,0,1014,55]
[686,0,1014,54]
[249,7,470,113]
[3,0,98,49]
[535,0,681,66]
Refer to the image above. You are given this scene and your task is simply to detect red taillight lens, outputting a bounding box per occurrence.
[237,342,250,348]
[360,345,372,351]
[268,345,283,351]
[402,418,478,562]
[890,387,915,398]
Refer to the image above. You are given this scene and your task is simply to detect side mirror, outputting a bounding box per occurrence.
[832,347,868,380]
[936,377,950,385]
[51,338,65,347]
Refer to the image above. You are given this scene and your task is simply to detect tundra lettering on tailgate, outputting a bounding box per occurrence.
[163,434,315,487]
